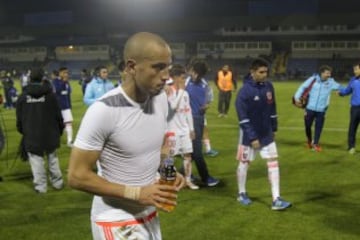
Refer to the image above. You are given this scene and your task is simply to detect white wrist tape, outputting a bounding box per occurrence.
[124,186,141,200]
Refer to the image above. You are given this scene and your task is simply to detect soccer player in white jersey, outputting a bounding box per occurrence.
[68,32,185,240]
[166,64,199,190]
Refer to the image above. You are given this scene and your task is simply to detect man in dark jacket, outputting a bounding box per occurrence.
[16,68,64,193]
[235,58,291,210]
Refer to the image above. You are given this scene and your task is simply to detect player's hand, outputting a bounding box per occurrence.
[251,139,261,149]
[294,100,303,107]
[174,172,185,190]
[138,184,179,212]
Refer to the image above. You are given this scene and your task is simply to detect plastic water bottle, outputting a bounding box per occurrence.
[159,131,177,212]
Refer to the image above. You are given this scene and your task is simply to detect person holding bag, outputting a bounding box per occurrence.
[293,65,343,152]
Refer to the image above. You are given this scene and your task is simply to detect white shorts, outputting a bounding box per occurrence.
[173,133,193,155]
[61,109,73,123]
[92,207,161,240]
[236,142,278,162]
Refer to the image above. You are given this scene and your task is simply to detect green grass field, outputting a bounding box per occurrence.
[0,80,359,240]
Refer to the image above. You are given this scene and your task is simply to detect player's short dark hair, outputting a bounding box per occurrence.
[59,67,68,72]
[98,65,107,71]
[52,70,59,77]
[249,58,269,71]
[94,65,107,76]
[30,68,44,83]
[190,59,209,79]
[353,62,360,68]
[170,64,186,77]
[319,65,332,73]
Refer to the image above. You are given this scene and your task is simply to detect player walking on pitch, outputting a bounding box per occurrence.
[235,59,291,210]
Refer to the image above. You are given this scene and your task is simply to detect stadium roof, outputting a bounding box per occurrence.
[0,0,359,41]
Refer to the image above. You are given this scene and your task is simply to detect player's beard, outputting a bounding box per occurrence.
[149,83,165,97]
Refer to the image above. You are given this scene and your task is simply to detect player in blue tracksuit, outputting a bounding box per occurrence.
[294,65,342,152]
[235,58,291,210]
[338,62,360,154]
[185,59,220,187]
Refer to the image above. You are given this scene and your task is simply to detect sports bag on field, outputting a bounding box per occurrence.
[292,78,316,109]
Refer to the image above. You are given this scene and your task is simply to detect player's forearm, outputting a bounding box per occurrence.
[186,112,194,131]
[68,167,127,199]
[68,148,129,200]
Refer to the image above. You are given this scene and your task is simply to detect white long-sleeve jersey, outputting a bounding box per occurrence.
[167,86,194,136]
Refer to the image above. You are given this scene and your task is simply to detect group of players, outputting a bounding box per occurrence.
[166,58,292,211]
[65,32,297,239]
[16,31,360,239]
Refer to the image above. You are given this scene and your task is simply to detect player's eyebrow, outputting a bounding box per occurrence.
[151,63,169,71]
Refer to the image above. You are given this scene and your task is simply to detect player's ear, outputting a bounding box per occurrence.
[126,59,136,73]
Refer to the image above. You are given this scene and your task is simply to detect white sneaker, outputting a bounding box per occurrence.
[349,148,356,154]
[186,181,199,190]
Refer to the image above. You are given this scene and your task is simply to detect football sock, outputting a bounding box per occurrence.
[267,160,280,200]
[183,157,192,182]
[65,123,73,144]
[237,161,249,193]
[203,139,211,152]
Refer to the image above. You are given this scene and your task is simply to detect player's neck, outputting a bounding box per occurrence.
[122,81,149,103]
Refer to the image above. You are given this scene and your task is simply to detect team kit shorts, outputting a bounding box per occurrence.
[173,133,193,155]
[92,206,161,240]
[236,142,278,161]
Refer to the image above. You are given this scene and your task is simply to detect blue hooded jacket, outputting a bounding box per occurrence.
[235,74,277,146]
[83,77,114,106]
[294,74,342,112]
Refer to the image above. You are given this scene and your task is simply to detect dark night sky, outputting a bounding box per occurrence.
[0,0,358,38]
[1,0,359,26]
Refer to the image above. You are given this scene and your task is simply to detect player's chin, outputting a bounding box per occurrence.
[150,86,165,96]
